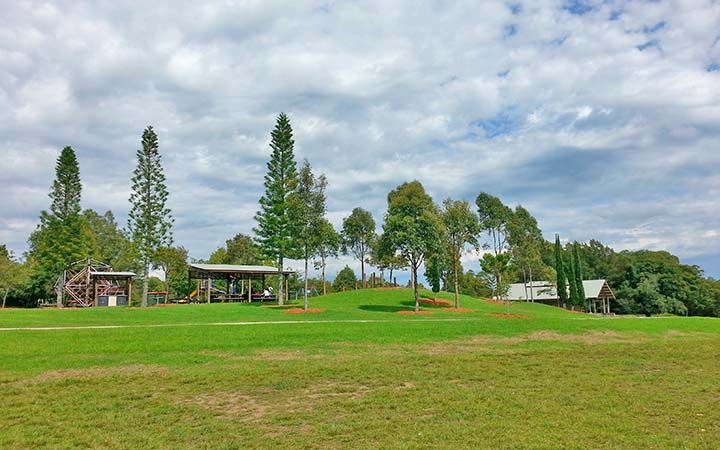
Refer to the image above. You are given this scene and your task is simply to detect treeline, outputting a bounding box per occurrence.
[1,114,719,316]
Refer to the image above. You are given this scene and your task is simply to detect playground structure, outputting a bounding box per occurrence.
[187,264,294,303]
[54,259,135,307]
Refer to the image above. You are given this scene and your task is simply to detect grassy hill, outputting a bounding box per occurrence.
[1,288,718,448]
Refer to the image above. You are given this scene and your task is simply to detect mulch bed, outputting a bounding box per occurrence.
[419,298,453,307]
[282,308,326,314]
[396,310,435,315]
[444,308,475,313]
[491,313,529,319]
[484,299,511,306]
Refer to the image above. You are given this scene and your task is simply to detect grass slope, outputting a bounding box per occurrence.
[1,288,718,449]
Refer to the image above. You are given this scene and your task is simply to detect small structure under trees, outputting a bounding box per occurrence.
[507,279,615,314]
[55,259,135,307]
[187,264,294,303]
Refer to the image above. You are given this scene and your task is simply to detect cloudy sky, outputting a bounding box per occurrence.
[1,0,719,280]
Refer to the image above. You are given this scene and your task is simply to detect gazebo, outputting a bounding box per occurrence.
[187,264,294,303]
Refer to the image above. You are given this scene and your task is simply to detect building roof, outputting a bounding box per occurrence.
[188,264,295,277]
[507,279,615,300]
[88,270,136,278]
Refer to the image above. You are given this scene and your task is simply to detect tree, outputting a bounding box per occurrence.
[572,243,586,308]
[254,113,298,305]
[475,192,513,256]
[332,266,358,292]
[154,246,190,298]
[507,205,546,300]
[382,181,443,311]
[288,160,327,310]
[424,252,445,293]
[314,219,341,295]
[0,246,29,308]
[554,234,569,307]
[475,193,513,297]
[440,199,479,308]
[480,252,511,299]
[27,146,91,300]
[83,209,137,271]
[128,126,174,307]
[371,234,407,286]
[210,233,262,265]
[341,208,376,288]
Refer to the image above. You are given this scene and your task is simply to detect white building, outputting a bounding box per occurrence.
[507,279,615,314]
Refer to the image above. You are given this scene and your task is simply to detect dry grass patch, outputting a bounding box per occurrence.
[22,364,169,386]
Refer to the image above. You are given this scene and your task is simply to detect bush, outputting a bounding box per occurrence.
[332,266,357,292]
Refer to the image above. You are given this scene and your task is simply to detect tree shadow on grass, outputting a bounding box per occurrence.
[358,305,413,313]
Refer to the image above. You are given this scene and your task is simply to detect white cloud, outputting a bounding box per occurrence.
[0,0,719,278]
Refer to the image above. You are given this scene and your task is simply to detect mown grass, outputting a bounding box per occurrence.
[1,288,718,449]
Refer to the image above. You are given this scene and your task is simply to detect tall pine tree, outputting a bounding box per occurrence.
[27,146,91,301]
[554,234,568,307]
[128,126,174,307]
[254,113,298,305]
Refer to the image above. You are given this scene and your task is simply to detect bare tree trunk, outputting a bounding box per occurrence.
[453,258,460,309]
[412,263,419,312]
[2,290,7,309]
[529,266,534,303]
[304,257,309,311]
[389,268,394,286]
[277,256,284,306]
[321,258,327,296]
[141,262,149,307]
[361,256,366,288]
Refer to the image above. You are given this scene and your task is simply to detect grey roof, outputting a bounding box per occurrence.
[88,271,136,277]
[507,279,614,300]
[189,264,295,275]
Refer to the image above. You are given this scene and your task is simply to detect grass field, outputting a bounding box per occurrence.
[1,288,718,449]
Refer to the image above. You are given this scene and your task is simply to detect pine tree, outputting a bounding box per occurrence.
[27,146,91,300]
[288,159,327,310]
[128,126,174,307]
[573,243,586,308]
[554,234,569,307]
[254,113,299,305]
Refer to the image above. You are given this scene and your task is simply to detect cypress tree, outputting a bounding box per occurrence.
[554,234,568,307]
[128,126,174,307]
[27,146,91,299]
[254,113,299,305]
[573,243,586,308]
[566,249,579,308]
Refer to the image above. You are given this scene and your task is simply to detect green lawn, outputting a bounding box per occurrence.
[1,288,718,449]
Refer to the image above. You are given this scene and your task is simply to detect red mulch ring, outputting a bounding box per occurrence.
[419,298,453,307]
[444,308,475,313]
[491,313,529,319]
[282,308,326,314]
[484,299,511,306]
[396,310,435,315]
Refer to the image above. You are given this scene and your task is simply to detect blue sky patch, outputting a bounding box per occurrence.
[707,62,720,72]
[563,0,594,15]
[637,39,659,51]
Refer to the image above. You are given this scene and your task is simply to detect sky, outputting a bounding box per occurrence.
[1,0,719,281]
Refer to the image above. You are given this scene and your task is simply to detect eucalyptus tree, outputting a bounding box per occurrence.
[475,192,513,299]
[314,219,341,295]
[440,199,479,308]
[288,160,327,310]
[382,181,443,311]
[341,207,376,288]
[128,126,174,307]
